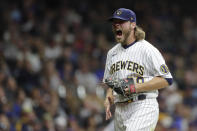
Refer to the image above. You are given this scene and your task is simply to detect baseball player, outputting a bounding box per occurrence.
[103,8,173,131]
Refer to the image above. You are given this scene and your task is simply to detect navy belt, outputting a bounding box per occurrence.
[117,94,146,103]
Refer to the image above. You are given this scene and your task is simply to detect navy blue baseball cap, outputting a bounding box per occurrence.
[108,8,136,23]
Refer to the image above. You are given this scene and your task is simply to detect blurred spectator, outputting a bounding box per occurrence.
[75,56,99,94]
[42,60,63,91]
[0,114,10,131]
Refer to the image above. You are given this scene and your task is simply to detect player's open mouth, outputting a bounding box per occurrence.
[116,30,122,36]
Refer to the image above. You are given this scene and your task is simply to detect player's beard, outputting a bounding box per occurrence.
[115,27,132,45]
[122,27,132,45]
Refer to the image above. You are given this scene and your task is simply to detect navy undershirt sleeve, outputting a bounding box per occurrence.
[165,78,173,85]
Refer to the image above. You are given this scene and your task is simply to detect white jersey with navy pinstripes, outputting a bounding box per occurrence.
[103,39,172,103]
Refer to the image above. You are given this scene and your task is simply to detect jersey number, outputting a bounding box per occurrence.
[136,77,144,84]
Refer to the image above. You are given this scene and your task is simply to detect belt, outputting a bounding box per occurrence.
[117,94,146,104]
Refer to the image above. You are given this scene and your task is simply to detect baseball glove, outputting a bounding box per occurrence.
[104,77,136,96]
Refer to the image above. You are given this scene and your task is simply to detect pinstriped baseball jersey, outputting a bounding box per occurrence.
[103,39,172,103]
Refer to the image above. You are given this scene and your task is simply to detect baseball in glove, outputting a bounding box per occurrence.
[104,77,136,96]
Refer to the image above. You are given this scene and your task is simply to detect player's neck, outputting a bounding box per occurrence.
[122,40,136,49]
[122,34,136,47]
[126,38,136,46]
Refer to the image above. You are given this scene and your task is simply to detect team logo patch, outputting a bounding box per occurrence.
[116,10,122,15]
[160,64,169,74]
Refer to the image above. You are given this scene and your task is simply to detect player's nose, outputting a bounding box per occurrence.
[112,23,121,29]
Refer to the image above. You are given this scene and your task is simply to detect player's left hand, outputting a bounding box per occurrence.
[105,77,136,96]
[124,84,136,96]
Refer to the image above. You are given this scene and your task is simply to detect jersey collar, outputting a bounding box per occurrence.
[122,40,137,49]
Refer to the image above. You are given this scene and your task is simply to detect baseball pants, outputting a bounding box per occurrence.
[114,98,159,131]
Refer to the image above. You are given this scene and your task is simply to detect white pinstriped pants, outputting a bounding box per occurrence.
[114,98,159,131]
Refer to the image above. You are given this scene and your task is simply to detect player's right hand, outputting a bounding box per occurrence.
[104,96,113,120]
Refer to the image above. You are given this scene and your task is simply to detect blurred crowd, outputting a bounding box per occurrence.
[0,0,197,131]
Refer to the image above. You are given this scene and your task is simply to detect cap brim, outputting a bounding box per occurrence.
[108,16,128,22]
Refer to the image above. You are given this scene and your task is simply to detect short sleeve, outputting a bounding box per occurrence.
[147,46,172,78]
[103,53,112,82]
